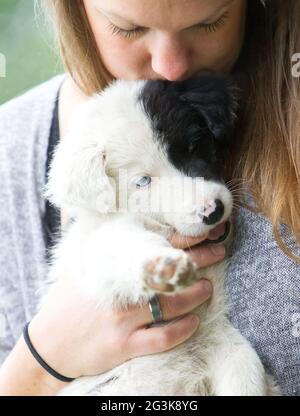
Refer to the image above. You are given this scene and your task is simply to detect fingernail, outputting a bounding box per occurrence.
[210,244,225,257]
[199,279,212,294]
[190,315,200,326]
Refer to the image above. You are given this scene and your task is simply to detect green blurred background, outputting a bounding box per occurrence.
[0,0,64,105]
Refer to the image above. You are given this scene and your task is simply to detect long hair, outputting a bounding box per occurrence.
[39,0,114,93]
[229,0,300,264]
[39,0,300,264]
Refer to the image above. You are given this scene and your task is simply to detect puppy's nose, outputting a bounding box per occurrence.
[199,199,224,225]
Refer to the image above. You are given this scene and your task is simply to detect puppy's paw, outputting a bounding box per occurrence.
[143,250,199,293]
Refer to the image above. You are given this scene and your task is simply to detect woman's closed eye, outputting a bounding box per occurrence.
[107,12,230,40]
[107,22,147,39]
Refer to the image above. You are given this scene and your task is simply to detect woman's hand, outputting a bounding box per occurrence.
[28,277,211,382]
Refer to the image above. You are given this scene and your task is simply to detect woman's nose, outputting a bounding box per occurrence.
[150,34,190,81]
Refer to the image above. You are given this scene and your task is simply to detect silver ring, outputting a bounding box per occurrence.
[148,295,163,323]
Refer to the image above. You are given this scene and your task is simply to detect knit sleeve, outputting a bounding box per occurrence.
[0,74,66,366]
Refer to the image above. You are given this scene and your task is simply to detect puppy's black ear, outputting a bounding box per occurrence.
[178,74,239,144]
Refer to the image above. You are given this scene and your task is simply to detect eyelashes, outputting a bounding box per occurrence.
[200,12,229,33]
[107,23,146,39]
[107,12,230,40]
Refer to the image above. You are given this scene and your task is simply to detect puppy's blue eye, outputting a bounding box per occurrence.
[136,176,151,188]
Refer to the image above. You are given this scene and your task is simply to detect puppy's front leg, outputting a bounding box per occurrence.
[75,217,201,309]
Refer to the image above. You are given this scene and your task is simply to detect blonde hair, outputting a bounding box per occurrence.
[228,0,300,264]
[40,0,114,93]
[41,0,300,264]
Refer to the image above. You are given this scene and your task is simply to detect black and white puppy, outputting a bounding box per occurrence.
[44,74,279,395]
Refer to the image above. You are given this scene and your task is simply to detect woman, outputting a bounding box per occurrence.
[0,0,299,395]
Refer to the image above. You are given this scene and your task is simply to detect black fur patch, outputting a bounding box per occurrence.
[139,74,238,181]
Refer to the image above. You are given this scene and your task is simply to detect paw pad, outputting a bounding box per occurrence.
[143,253,198,293]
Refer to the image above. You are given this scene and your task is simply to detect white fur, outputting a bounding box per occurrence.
[43,79,280,396]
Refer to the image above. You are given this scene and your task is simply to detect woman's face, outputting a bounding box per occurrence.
[83,0,247,81]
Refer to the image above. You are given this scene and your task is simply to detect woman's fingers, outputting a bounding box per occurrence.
[134,279,212,327]
[168,231,209,249]
[127,225,227,356]
[184,243,225,268]
[128,313,200,357]
[169,222,226,249]
[158,280,212,321]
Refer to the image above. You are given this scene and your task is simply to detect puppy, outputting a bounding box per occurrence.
[44,74,279,395]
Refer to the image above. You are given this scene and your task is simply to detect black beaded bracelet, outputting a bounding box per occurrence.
[23,321,75,383]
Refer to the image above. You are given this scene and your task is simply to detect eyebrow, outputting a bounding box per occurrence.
[98,0,235,28]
